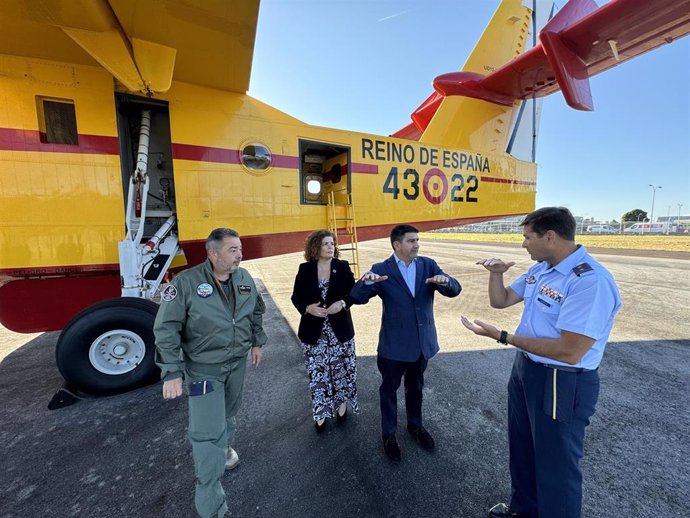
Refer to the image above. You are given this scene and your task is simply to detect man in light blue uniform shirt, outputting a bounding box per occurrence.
[462,207,621,518]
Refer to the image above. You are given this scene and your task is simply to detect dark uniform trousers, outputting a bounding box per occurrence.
[377,354,428,438]
[508,351,599,518]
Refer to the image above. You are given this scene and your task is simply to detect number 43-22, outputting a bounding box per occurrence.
[382,167,478,204]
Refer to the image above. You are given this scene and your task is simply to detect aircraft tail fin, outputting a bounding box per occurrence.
[393,0,554,156]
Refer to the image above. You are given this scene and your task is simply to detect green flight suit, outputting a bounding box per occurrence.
[154,259,267,518]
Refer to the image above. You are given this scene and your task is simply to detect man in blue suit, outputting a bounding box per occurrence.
[350,224,461,462]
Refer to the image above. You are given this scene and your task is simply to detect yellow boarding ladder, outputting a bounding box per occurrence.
[326,188,360,278]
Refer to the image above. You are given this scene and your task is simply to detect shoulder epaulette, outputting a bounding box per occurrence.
[572,262,593,277]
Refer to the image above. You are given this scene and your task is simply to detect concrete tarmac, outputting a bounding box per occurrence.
[1,240,688,518]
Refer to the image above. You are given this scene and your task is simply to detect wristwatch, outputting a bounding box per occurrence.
[497,330,509,345]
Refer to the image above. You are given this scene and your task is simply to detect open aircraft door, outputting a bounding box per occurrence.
[298,140,359,274]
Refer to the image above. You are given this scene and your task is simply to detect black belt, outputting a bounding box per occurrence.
[522,352,595,373]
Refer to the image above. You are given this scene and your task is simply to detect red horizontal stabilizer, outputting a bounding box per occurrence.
[393,0,690,137]
[540,30,593,110]
[391,122,423,140]
[434,71,516,106]
[411,92,443,134]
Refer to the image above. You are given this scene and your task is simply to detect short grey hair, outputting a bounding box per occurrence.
[206,228,240,252]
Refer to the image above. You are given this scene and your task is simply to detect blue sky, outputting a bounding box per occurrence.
[249,0,690,223]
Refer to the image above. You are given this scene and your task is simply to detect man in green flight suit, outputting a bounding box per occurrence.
[154,228,267,518]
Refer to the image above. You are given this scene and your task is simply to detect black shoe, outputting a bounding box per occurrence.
[336,405,348,423]
[382,434,401,462]
[407,425,435,451]
[488,502,530,518]
[314,419,326,433]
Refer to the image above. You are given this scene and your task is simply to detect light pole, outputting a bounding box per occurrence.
[648,184,662,233]
[679,203,684,231]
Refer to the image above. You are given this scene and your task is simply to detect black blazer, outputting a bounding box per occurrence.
[291,258,356,345]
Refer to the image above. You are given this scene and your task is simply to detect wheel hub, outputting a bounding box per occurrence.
[89,330,146,375]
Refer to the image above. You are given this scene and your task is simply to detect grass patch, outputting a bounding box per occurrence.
[420,232,690,252]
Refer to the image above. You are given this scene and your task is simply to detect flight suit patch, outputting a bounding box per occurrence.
[161,285,177,302]
[197,283,214,298]
[238,284,251,295]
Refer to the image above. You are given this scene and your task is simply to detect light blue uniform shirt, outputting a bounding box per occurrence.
[394,254,417,297]
[509,245,621,370]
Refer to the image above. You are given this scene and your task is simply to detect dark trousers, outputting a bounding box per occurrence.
[377,354,428,438]
[508,351,600,518]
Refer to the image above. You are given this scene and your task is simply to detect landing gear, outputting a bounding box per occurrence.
[55,297,160,395]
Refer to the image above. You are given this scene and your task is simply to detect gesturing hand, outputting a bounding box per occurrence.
[475,258,515,274]
[460,315,500,340]
[363,273,388,283]
[425,275,449,285]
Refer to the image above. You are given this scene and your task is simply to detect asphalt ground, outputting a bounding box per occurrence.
[1,240,688,518]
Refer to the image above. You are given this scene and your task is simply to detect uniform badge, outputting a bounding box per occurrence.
[238,284,251,294]
[538,284,564,303]
[197,283,214,298]
[526,275,536,284]
[572,262,593,277]
[161,285,177,302]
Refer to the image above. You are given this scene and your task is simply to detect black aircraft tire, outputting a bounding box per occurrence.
[55,297,160,395]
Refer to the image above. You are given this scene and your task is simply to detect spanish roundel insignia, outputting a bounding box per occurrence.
[161,284,177,302]
[197,283,214,298]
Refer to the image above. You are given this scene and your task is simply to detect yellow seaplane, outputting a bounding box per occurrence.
[1,0,688,395]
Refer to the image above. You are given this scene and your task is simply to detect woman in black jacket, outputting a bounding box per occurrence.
[291,229,359,432]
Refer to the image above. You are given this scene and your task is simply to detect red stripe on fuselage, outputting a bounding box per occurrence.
[0,128,120,154]
[0,128,378,174]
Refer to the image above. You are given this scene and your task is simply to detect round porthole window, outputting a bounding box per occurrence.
[241,143,272,172]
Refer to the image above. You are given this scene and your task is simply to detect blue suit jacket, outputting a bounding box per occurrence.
[350,255,461,361]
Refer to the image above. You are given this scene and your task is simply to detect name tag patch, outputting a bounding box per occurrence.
[537,297,551,307]
[538,285,564,303]
[238,284,252,295]
[197,283,214,298]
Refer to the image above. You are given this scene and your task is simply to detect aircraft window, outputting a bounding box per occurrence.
[39,98,78,145]
[241,144,271,171]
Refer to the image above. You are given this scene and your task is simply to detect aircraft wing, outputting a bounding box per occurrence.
[0,0,260,94]
[393,0,690,138]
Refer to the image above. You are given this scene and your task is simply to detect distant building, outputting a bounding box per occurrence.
[435,215,524,233]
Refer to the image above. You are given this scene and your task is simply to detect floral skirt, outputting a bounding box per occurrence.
[301,320,359,420]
